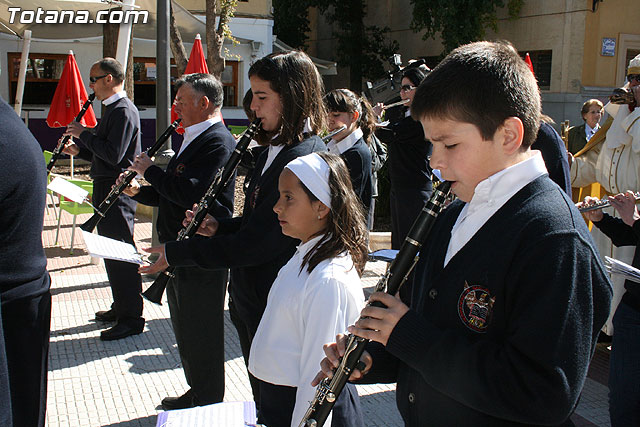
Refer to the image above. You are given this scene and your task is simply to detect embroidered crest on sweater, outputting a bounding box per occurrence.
[458,281,495,332]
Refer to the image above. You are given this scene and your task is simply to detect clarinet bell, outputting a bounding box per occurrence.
[141,271,173,305]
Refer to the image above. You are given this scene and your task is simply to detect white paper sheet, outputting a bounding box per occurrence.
[159,401,247,427]
[47,176,89,204]
[80,231,143,265]
[605,256,640,284]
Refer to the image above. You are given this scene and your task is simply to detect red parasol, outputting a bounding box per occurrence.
[524,53,535,76]
[46,50,96,128]
[171,34,211,134]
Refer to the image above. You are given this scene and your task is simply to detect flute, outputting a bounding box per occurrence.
[141,118,262,305]
[577,192,640,213]
[299,181,452,427]
[46,93,96,172]
[80,119,181,232]
[382,98,409,110]
[322,125,347,143]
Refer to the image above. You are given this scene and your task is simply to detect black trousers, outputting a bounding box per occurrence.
[228,293,262,404]
[257,379,364,427]
[93,179,143,327]
[1,281,51,427]
[166,266,228,404]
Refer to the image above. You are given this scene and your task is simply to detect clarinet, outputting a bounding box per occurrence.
[80,119,181,232]
[46,93,96,172]
[577,192,640,213]
[141,118,262,305]
[299,181,452,427]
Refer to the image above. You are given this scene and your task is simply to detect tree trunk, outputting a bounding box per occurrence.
[206,0,226,80]
[169,0,188,75]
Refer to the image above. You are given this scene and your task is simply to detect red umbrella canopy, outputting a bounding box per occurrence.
[524,53,535,76]
[171,34,210,134]
[46,51,97,128]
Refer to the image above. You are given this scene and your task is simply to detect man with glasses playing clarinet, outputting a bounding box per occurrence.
[571,54,640,339]
[61,57,144,341]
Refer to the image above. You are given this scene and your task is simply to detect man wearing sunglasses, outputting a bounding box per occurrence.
[61,57,144,341]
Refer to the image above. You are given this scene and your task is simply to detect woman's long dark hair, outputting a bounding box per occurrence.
[249,51,327,146]
[298,152,368,276]
[324,89,376,145]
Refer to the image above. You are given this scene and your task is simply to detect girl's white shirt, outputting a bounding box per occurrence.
[248,234,365,427]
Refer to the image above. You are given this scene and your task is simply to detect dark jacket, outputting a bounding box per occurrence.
[531,122,571,195]
[567,123,587,155]
[594,214,640,313]
[362,177,612,426]
[134,121,235,243]
[76,96,141,181]
[340,137,373,212]
[0,96,49,300]
[376,114,432,192]
[165,135,326,324]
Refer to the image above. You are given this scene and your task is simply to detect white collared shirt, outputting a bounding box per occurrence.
[248,235,364,427]
[176,117,222,158]
[327,127,363,155]
[585,122,600,141]
[102,90,127,106]
[444,151,548,266]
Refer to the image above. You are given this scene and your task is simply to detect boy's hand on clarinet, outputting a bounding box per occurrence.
[311,334,373,386]
[578,196,604,222]
[61,139,80,156]
[348,292,409,346]
[138,246,168,274]
[116,173,140,197]
[182,205,219,236]
[609,191,640,227]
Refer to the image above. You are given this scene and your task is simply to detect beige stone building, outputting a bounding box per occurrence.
[307,0,640,127]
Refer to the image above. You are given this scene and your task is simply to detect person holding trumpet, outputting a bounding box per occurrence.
[578,192,640,426]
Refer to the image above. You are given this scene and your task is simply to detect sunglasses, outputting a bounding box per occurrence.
[90,74,109,83]
[626,74,640,83]
[400,85,416,92]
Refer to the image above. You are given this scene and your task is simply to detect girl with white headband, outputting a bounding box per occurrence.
[248,152,368,427]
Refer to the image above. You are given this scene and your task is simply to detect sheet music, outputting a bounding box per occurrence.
[80,231,143,265]
[47,176,89,203]
[156,401,253,427]
[605,256,640,284]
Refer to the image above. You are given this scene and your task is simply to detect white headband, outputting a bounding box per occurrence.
[285,153,332,209]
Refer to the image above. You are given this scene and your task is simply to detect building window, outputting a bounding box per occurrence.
[7,52,67,104]
[132,57,239,107]
[523,50,552,91]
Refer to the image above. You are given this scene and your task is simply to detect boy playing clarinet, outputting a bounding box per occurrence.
[315,41,613,426]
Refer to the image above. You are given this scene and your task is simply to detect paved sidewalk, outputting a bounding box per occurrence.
[43,201,612,426]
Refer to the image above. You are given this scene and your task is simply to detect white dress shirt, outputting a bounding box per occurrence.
[585,122,600,142]
[102,90,127,106]
[176,117,221,158]
[248,234,365,427]
[445,152,548,266]
[327,127,363,155]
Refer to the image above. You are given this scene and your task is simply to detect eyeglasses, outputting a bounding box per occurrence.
[400,85,417,92]
[90,74,109,83]
[626,74,640,83]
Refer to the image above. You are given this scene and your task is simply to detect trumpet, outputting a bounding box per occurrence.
[142,118,262,305]
[577,192,640,213]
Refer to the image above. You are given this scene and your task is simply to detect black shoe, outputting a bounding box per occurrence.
[161,390,195,410]
[95,309,117,322]
[100,322,143,341]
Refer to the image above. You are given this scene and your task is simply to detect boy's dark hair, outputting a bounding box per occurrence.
[298,152,368,276]
[95,57,124,84]
[402,66,428,87]
[324,89,377,145]
[174,73,224,108]
[249,51,327,146]
[411,41,541,149]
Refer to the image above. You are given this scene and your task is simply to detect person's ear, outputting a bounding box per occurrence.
[314,201,330,220]
[351,110,360,123]
[500,117,524,154]
[200,95,210,109]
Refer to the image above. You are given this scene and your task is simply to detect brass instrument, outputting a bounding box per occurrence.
[610,87,636,105]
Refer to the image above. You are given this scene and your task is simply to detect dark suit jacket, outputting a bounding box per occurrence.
[341,137,373,212]
[134,121,235,243]
[567,123,587,155]
[165,135,327,325]
[531,122,571,195]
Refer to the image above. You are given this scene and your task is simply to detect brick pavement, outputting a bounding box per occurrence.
[43,199,612,426]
